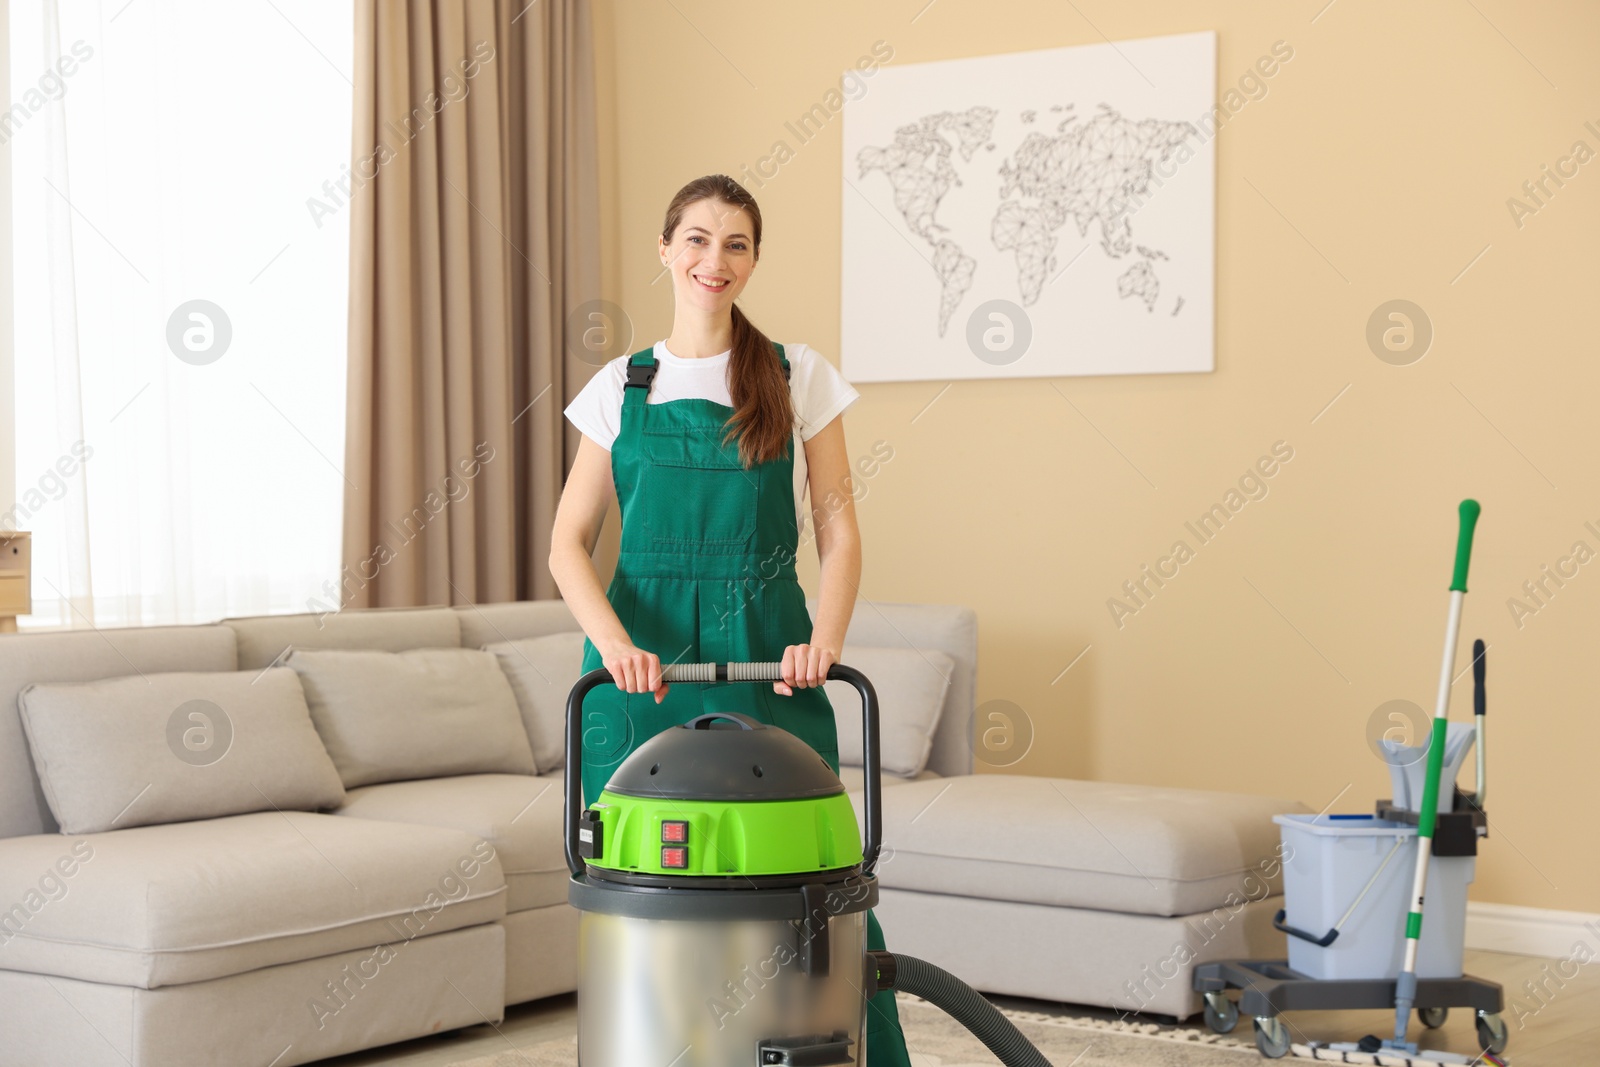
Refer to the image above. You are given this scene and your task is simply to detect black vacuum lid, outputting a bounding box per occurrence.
[603,712,844,800]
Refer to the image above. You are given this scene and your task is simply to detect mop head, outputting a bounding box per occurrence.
[1292,1041,1508,1066]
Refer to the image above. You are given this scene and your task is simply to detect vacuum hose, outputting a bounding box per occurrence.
[880,952,1053,1067]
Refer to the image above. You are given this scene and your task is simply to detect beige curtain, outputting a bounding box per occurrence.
[342,0,600,609]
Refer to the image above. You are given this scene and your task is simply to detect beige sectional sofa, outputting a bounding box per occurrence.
[0,597,1297,1066]
[0,600,979,1067]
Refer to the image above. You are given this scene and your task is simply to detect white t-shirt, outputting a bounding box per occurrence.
[563,340,860,537]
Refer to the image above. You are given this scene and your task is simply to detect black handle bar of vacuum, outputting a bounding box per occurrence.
[563,661,883,881]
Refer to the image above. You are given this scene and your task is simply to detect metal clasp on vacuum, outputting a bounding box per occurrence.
[755,1030,853,1067]
[577,809,603,859]
[796,882,831,977]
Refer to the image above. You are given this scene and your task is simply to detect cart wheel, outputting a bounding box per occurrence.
[1253,1016,1291,1059]
[1418,1005,1449,1029]
[1203,992,1239,1034]
[1476,1010,1508,1055]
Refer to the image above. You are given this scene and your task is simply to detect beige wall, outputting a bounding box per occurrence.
[590,1,1599,914]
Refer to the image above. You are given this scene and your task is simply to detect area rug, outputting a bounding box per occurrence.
[1289,1043,1501,1066]
[446,995,1260,1066]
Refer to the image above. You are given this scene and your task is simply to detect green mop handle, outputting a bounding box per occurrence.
[1392,499,1480,1048]
[1449,498,1481,595]
[1418,500,1480,842]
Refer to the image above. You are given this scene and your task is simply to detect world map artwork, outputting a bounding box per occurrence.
[841,31,1215,383]
[857,103,1196,336]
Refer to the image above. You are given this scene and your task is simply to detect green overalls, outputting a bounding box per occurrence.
[578,343,912,1067]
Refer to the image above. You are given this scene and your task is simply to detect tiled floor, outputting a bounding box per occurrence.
[318,949,1596,1066]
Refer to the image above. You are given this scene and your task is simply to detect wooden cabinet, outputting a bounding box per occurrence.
[0,532,31,632]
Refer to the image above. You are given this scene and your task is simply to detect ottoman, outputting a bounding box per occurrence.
[853,774,1309,1020]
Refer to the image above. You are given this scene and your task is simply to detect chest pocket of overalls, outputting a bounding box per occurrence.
[639,427,758,547]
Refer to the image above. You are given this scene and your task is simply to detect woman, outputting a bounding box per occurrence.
[549,173,912,1067]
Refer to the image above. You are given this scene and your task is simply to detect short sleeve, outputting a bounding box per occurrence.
[791,344,860,441]
[563,358,627,450]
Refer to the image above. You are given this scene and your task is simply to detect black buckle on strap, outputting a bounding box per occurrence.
[626,355,785,388]
[625,361,657,390]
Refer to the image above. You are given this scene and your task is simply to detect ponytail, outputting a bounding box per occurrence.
[723,302,793,466]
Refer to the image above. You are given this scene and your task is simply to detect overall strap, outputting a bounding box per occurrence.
[625,343,790,402]
[622,347,657,408]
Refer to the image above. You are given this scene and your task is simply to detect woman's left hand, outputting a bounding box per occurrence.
[775,643,838,696]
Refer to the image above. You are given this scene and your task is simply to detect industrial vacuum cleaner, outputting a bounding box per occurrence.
[1194,501,1510,1065]
[564,661,1055,1067]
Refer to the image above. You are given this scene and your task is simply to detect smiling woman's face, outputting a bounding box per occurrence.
[659,198,757,311]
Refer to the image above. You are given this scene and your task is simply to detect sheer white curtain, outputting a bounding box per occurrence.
[9,0,352,628]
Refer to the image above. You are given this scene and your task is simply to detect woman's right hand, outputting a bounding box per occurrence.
[599,643,671,704]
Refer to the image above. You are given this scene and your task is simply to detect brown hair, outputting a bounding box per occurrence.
[660,174,793,468]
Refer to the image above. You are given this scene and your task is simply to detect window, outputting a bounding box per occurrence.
[7,0,352,627]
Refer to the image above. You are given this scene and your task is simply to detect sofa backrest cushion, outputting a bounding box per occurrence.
[483,632,586,773]
[808,599,977,777]
[286,647,536,787]
[825,646,953,777]
[0,624,238,838]
[454,600,578,650]
[0,598,976,835]
[17,667,344,834]
[225,607,463,669]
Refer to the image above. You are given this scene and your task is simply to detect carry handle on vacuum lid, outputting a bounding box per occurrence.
[563,662,884,880]
[685,712,760,730]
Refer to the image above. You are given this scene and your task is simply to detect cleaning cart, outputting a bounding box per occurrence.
[1191,703,1505,1060]
[1194,501,1508,1063]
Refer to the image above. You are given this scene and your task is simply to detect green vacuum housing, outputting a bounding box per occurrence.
[577,712,864,877]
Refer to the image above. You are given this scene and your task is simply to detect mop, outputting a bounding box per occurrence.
[1297,502,1505,1067]
[1291,1042,1506,1065]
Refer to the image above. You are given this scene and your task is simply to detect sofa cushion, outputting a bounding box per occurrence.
[858,774,1307,917]
[455,600,579,649]
[0,811,505,988]
[0,624,239,839]
[16,668,345,834]
[336,773,567,913]
[223,606,462,669]
[825,647,952,776]
[484,633,585,773]
[287,647,536,787]
[808,599,977,778]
